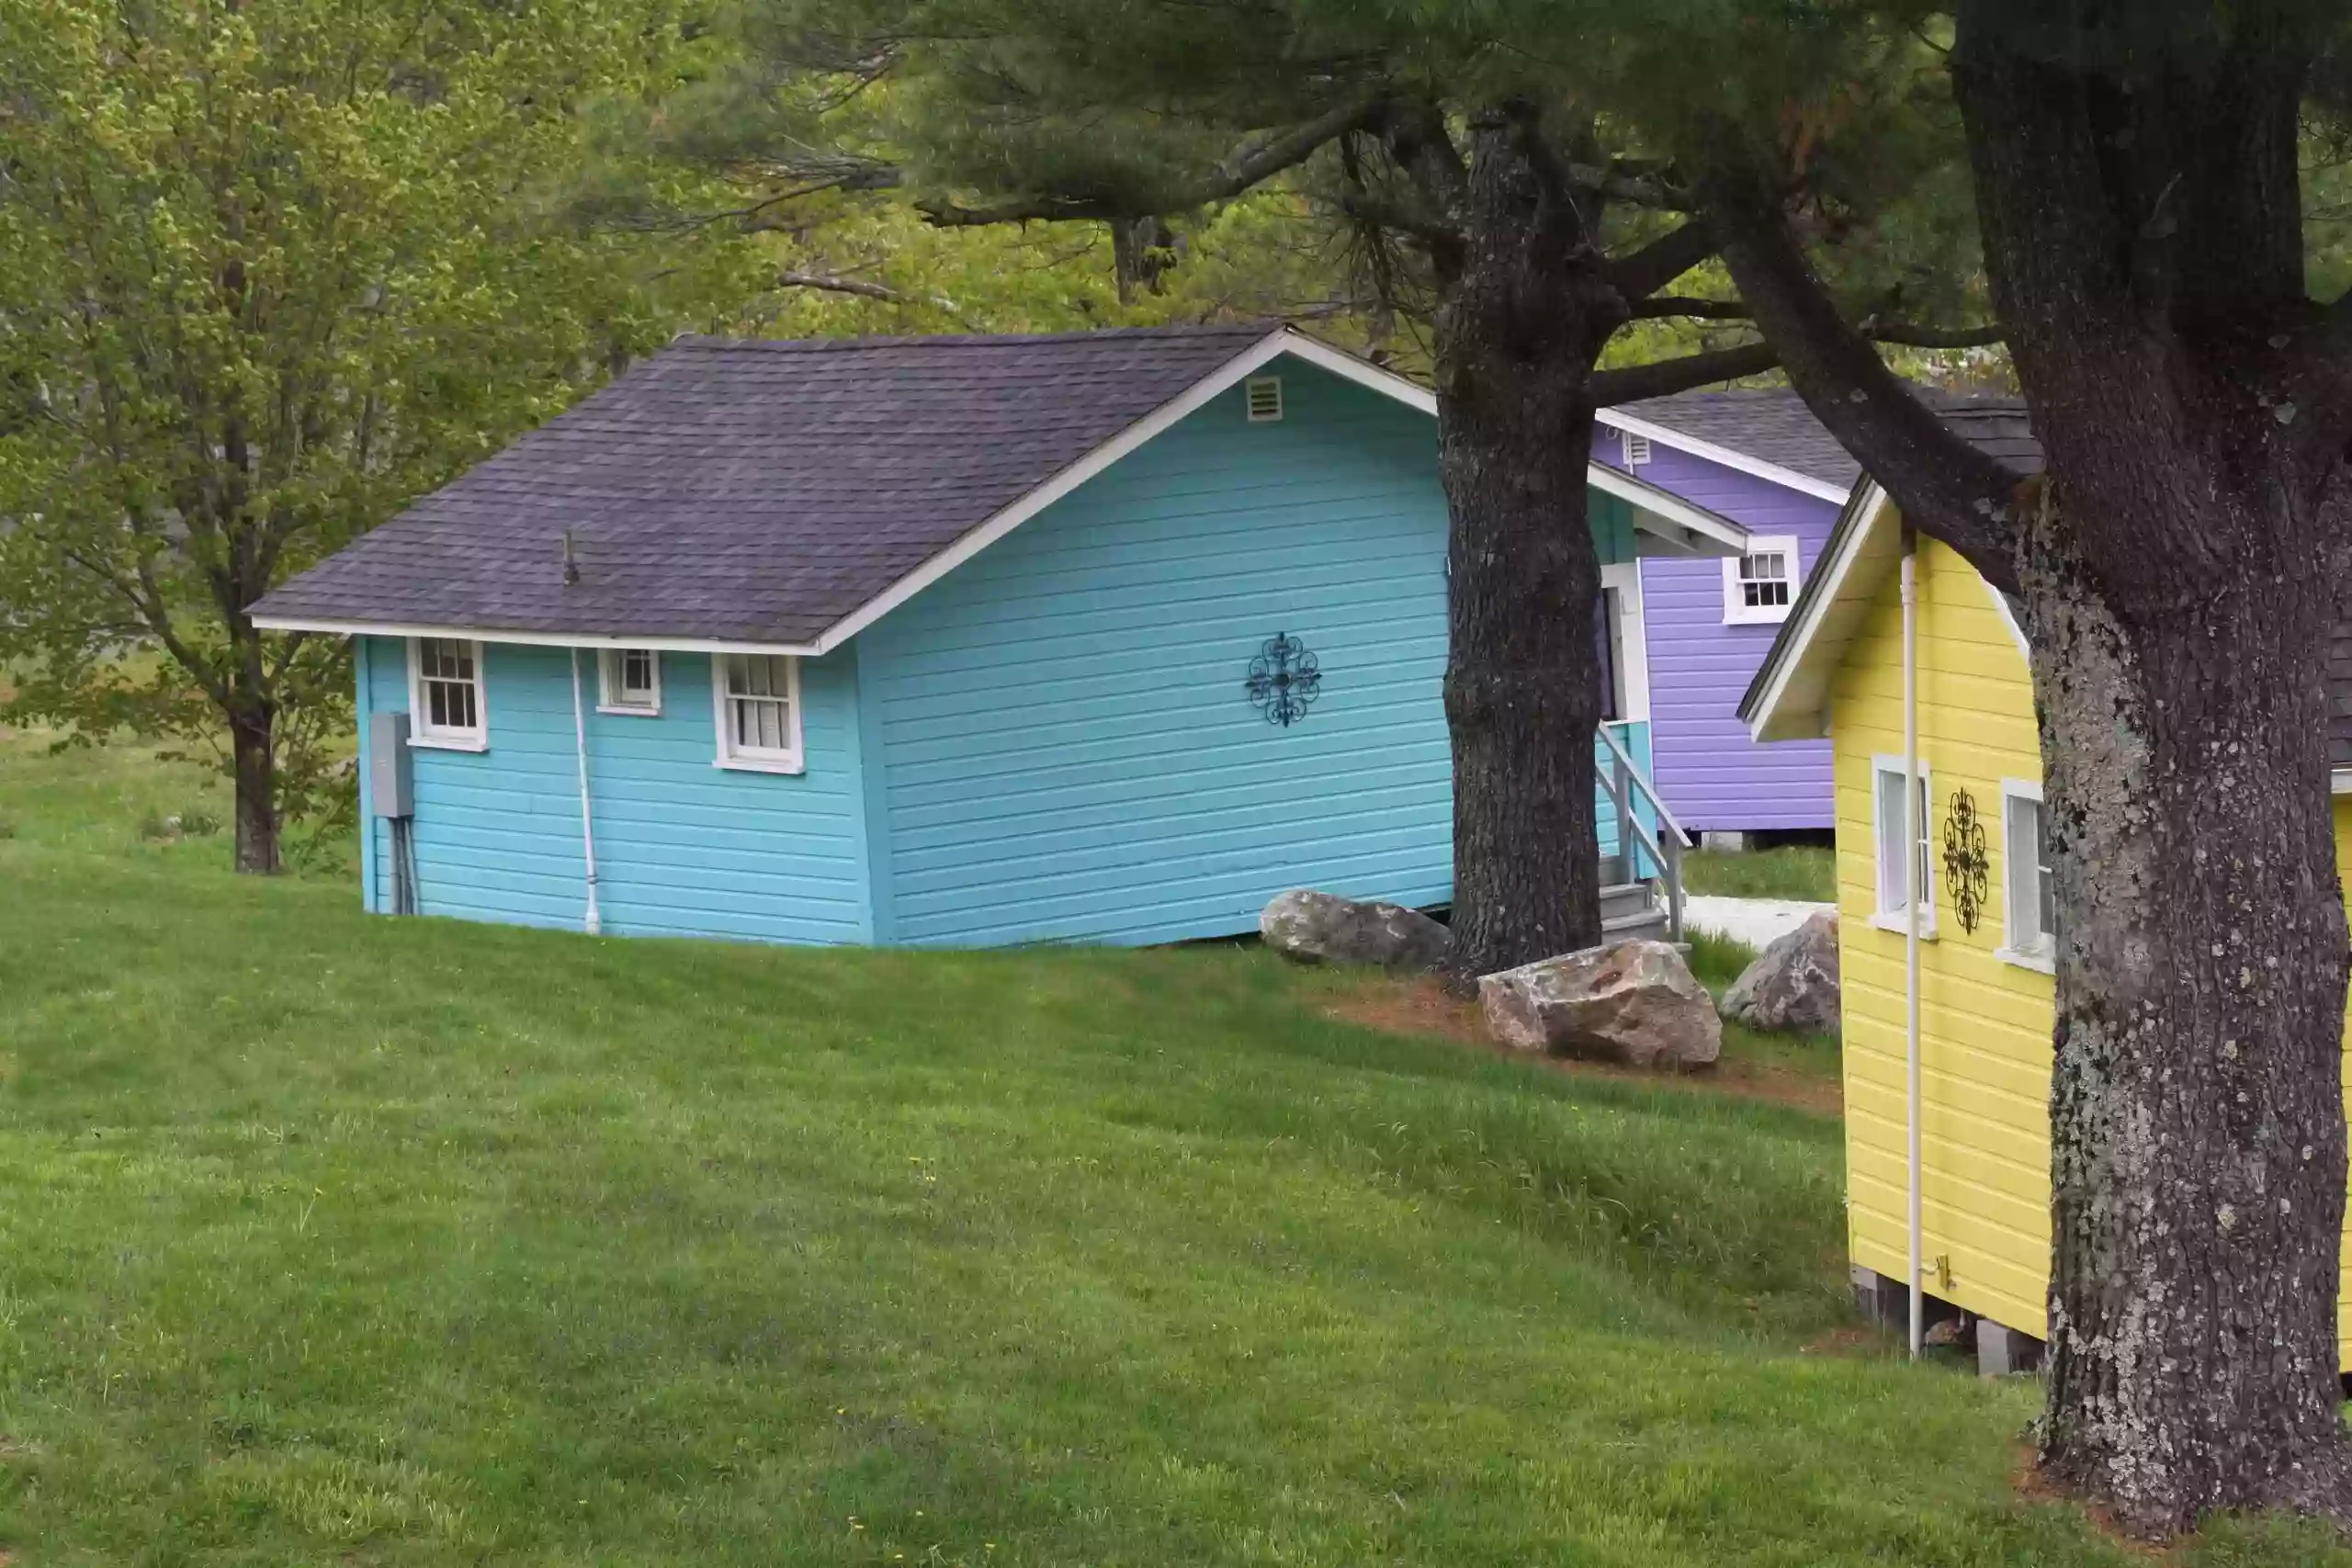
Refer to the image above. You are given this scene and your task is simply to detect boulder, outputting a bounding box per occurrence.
[1720,912,1841,1034]
[1259,889,1451,971]
[1478,939,1721,1069]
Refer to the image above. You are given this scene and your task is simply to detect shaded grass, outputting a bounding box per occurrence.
[1682,847,1838,902]
[0,732,2339,1565]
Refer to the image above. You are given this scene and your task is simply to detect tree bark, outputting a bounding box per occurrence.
[1930,7,2352,1529]
[2022,485,2352,1532]
[230,700,280,874]
[1432,110,1622,984]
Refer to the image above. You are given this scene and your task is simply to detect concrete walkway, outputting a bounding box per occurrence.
[1683,895,1835,951]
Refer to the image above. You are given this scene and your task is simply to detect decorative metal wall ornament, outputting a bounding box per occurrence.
[1245,632,1321,728]
[1941,787,1991,935]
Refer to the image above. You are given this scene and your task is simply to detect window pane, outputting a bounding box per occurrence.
[1877,770,1909,910]
[625,649,653,697]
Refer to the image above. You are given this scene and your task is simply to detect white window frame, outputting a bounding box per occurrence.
[1723,535,1801,626]
[711,653,804,774]
[1870,754,1936,938]
[597,648,663,716]
[1997,777,2056,974]
[406,637,488,751]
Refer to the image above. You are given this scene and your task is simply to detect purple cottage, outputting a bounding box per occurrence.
[1594,392,1858,845]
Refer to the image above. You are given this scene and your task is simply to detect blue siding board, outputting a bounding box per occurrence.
[358,637,872,943]
[856,364,1627,949]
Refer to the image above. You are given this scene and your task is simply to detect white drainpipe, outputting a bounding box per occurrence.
[569,648,603,936]
[1901,531,1923,1359]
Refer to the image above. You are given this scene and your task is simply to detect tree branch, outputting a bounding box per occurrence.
[775,268,976,328]
[1628,295,1750,321]
[1605,220,1717,300]
[1590,343,1782,404]
[1691,137,2029,591]
[918,94,1386,227]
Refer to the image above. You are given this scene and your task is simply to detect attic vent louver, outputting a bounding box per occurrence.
[1245,376,1284,423]
[1621,429,1652,466]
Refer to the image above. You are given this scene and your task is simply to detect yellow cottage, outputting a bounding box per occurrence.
[1738,401,2352,1374]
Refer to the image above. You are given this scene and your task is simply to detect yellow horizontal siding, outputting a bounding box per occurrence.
[1827,536,2352,1354]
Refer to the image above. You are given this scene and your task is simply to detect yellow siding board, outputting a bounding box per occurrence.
[1825,535,2352,1356]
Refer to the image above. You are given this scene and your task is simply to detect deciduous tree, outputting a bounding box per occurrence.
[0,0,761,870]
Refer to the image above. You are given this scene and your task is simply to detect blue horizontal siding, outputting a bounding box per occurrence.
[859,362,1645,949]
[361,637,871,944]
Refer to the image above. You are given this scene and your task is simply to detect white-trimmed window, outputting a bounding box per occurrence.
[598,648,662,715]
[408,637,487,750]
[1724,536,1800,625]
[713,653,803,773]
[1871,756,1934,935]
[1999,779,2056,971]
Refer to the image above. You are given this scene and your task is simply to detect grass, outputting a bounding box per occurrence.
[1681,846,1838,903]
[0,732,2341,1566]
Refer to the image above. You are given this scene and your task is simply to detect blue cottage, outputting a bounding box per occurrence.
[252,324,1750,948]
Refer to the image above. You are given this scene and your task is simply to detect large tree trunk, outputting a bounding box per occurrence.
[230,701,280,874]
[2023,489,2352,1533]
[1430,111,1623,984]
[1938,9,2352,1530]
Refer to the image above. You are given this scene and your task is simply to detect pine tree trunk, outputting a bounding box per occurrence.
[2022,493,2352,1533]
[1431,115,1621,985]
[230,701,280,874]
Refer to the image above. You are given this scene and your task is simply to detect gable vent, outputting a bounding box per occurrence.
[1245,376,1284,423]
[1621,429,1653,466]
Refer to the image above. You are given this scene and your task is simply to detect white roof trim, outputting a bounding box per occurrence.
[1596,407,1855,505]
[1588,463,1749,558]
[1741,483,1894,742]
[2335,768,2352,796]
[1984,577,2031,660]
[259,327,1751,652]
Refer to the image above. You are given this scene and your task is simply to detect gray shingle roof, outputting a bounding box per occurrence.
[251,323,1283,646]
[1611,388,1865,493]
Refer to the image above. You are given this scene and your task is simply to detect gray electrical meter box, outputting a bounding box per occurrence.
[369,712,414,818]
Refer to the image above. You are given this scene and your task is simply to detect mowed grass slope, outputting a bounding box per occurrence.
[0,736,2335,1566]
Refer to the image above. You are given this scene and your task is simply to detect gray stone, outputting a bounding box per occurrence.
[1259,889,1451,971]
[1477,939,1722,1068]
[1720,911,1841,1034]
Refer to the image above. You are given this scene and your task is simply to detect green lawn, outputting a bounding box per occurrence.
[0,734,2336,1566]
[1681,846,1838,903]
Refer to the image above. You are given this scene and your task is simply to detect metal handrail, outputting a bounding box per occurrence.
[1595,722,1690,943]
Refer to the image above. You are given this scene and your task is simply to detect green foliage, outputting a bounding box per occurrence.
[0,0,768,833]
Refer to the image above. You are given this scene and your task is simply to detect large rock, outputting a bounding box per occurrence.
[1260,889,1451,971]
[1478,939,1721,1069]
[1720,911,1841,1034]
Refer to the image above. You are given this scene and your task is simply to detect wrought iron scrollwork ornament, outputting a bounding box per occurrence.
[1245,632,1321,728]
[1942,787,1991,935]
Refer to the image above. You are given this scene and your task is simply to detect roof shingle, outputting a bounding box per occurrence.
[252,323,1280,646]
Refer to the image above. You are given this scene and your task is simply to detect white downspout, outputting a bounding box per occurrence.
[1901,530,1923,1360]
[569,648,603,936]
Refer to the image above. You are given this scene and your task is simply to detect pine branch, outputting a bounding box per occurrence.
[918,95,1387,228]
[1692,136,2029,592]
[1605,220,1717,300]
[1589,344,1781,404]
[1627,295,1750,321]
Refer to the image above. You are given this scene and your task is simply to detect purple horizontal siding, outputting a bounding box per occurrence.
[1604,442,1842,831]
